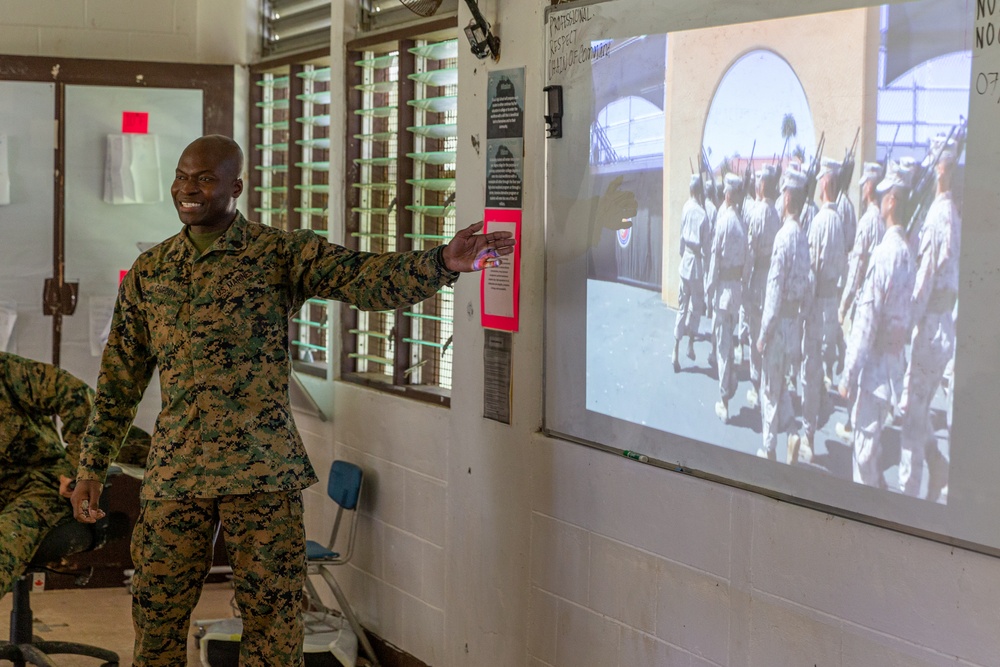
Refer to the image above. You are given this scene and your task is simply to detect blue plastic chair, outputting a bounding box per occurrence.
[304,460,381,667]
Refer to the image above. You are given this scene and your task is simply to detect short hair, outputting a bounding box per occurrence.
[785,187,807,217]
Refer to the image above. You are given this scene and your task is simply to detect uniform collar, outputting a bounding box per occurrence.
[885,224,906,240]
[164,211,249,261]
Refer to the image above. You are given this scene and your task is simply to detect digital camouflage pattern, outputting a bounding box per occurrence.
[0,351,94,595]
[708,203,747,403]
[758,216,813,456]
[131,492,306,667]
[841,225,915,486]
[77,211,459,499]
[743,196,781,388]
[674,196,710,341]
[899,191,961,495]
[802,202,847,439]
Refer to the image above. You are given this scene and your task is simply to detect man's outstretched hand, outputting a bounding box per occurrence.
[442,221,516,272]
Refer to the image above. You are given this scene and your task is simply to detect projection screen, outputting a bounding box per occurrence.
[544,0,1000,553]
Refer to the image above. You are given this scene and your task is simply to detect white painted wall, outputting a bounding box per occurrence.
[0,0,258,64]
[304,1,1000,666]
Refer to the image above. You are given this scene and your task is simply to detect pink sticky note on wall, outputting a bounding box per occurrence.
[122,111,149,134]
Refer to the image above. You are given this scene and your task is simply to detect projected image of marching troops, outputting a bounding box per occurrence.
[838,159,915,486]
[743,166,781,410]
[898,135,960,500]
[673,174,712,371]
[797,157,848,463]
[707,173,748,423]
[677,121,963,496]
[756,169,812,461]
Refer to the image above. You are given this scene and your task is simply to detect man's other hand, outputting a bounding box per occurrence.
[70,480,106,524]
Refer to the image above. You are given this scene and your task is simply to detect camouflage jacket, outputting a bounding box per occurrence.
[841,225,914,403]
[77,212,459,499]
[0,351,94,496]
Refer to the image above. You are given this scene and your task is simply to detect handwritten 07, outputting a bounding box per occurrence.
[975,71,1000,103]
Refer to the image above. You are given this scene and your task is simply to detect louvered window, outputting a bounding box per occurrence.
[343,36,458,401]
[262,0,333,58]
[250,58,332,377]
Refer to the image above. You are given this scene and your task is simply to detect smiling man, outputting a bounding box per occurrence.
[71,134,514,667]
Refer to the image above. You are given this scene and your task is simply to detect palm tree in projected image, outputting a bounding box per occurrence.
[780,113,797,163]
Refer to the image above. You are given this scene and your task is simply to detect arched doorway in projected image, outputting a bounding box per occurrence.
[702,50,816,182]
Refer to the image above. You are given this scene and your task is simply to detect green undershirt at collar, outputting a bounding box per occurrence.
[186,228,227,257]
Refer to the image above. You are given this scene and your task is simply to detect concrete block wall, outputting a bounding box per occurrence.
[525,437,1000,667]
[0,0,256,64]
[302,385,451,667]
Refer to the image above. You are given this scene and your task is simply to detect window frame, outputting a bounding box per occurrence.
[249,49,334,380]
[341,19,459,407]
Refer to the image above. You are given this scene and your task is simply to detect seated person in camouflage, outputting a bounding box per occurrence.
[71,134,515,667]
[0,351,150,598]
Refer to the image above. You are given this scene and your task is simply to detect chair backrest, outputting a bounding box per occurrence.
[324,460,364,561]
[327,460,363,510]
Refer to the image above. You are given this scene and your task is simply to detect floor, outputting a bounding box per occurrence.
[0,582,237,666]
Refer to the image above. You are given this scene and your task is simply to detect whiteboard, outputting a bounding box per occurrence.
[544,0,1000,553]
[0,81,55,362]
[63,85,204,433]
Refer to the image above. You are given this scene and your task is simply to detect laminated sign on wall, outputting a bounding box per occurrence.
[103,133,163,204]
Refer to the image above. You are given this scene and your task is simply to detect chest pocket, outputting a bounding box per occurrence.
[143,282,190,354]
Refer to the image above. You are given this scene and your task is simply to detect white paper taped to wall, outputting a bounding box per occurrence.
[0,299,17,352]
[0,133,11,205]
[104,134,163,204]
[89,295,116,356]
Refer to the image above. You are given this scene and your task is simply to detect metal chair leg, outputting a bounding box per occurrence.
[34,640,119,664]
[318,567,382,667]
[14,643,59,667]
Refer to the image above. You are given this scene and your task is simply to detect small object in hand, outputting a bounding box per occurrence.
[80,500,90,517]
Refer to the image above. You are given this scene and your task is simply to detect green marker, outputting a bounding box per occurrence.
[622,450,649,463]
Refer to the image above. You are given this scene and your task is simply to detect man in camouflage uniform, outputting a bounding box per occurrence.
[0,352,149,598]
[756,170,813,462]
[835,162,886,441]
[800,158,848,463]
[898,141,960,499]
[707,173,747,423]
[838,160,915,487]
[838,162,886,329]
[776,160,812,393]
[703,183,719,322]
[673,174,711,371]
[742,166,781,409]
[71,135,514,667]
[0,352,91,598]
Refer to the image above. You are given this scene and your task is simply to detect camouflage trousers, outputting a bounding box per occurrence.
[760,317,797,454]
[713,307,738,401]
[0,475,74,596]
[673,276,704,340]
[801,296,839,438]
[745,302,763,387]
[131,491,306,667]
[851,389,889,488]
[899,316,954,497]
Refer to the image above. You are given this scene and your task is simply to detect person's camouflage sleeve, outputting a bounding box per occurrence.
[76,270,157,486]
[0,351,94,475]
[78,212,458,499]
